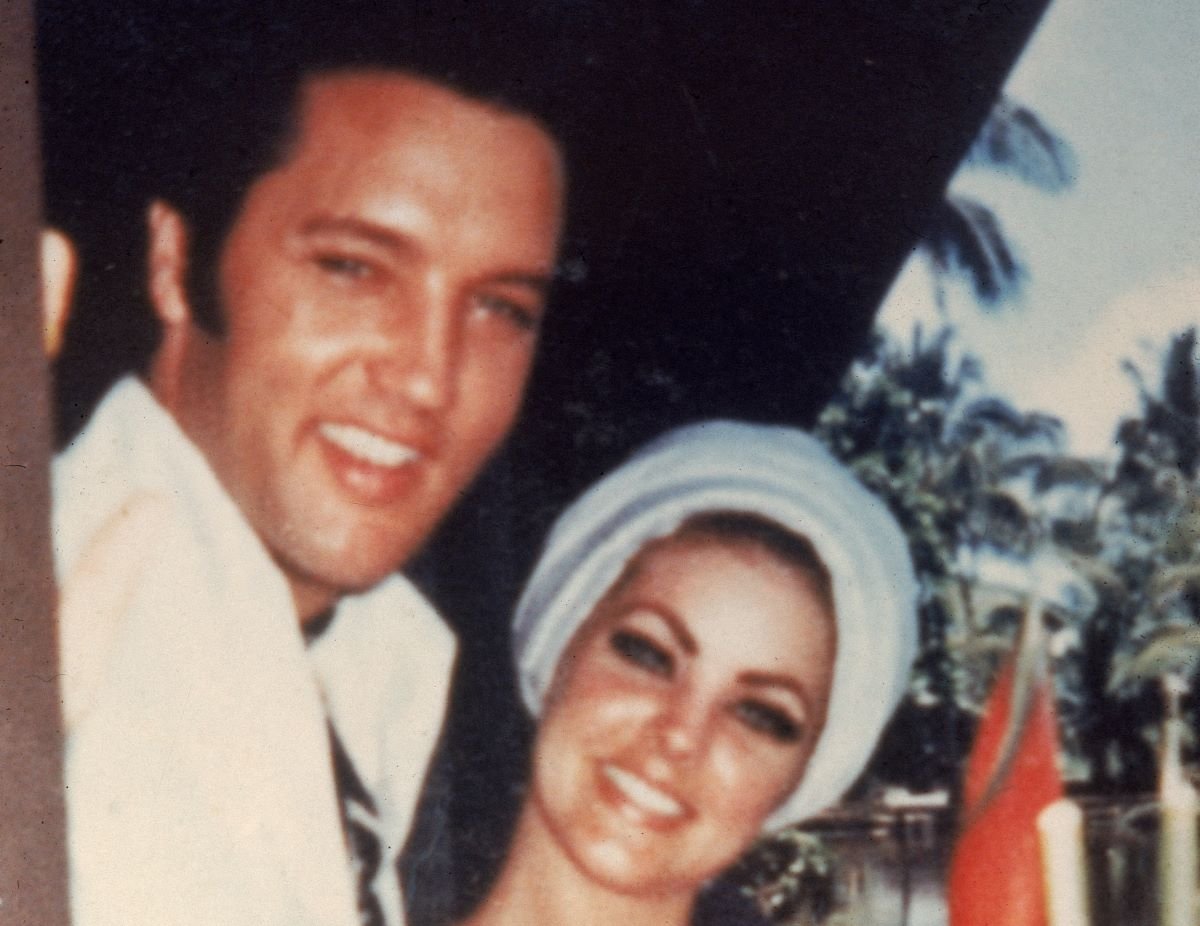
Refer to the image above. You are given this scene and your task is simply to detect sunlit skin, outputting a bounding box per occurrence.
[466,534,836,926]
[146,71,566,622]
[40,228,76,357]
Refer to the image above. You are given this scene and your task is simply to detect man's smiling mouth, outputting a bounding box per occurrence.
[318,422,423,468]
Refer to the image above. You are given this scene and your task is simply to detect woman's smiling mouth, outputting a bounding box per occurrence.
[599,763,688,823]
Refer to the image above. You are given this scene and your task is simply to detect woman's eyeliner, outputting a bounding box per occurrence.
[735,700,802,743]
[610,628,804,744]
[610,629,673,676]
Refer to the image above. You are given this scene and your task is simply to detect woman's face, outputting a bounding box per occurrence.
[529,533,836,897]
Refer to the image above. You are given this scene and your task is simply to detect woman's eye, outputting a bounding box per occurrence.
[733,700,803,743]
[610,630,673,677]
[315,254,375,281]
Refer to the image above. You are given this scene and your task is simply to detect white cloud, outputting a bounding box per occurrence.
[1024,269,1200,457]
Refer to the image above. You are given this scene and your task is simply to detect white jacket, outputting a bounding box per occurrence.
[53,377,455,926]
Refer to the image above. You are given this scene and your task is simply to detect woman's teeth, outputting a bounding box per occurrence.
[319,422,421,468]
[602,764,685,818]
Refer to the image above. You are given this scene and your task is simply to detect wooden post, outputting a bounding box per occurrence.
[0,0,70,922]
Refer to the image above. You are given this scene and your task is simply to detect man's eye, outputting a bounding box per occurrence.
[315,254,375,280]
[610,630,673,677]
[733,700,803,743]
[473,294,540,332]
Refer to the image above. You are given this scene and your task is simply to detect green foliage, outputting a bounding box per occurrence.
[727,830,837,926]
[815,323,1200,794]
[815,325,1072,791]
[1048,328,1200,790]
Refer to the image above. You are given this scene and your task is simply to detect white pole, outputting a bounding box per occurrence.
[1037,798,1090,926]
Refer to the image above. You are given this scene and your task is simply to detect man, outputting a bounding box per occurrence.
[52,42,566,926]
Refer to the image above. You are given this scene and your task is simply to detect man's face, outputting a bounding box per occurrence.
[148,71,565,620]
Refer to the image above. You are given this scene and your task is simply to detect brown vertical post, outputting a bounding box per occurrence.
[0,0,71,922]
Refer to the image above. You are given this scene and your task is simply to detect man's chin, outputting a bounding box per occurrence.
[276,550,407,624]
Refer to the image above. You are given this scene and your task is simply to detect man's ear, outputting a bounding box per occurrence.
[146,200,193,329]
[40,228,77,359]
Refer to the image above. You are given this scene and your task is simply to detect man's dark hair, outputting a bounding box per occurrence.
[133,2,612,334]
[40,0,669,437]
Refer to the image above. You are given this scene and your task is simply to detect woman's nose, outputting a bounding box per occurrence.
[655,691,709,761]
[661,722,697,757]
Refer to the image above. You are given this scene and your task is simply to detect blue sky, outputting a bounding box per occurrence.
[878,0,1200,458]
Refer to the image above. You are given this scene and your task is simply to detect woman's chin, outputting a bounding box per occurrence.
[571,842,686,897]
[560,828,732,901]
[535,790,747,901]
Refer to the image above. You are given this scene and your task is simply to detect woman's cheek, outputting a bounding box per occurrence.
[708,734,803,821]
[564,660,660,725]
[575,687,659,741]
[706,737,756,797]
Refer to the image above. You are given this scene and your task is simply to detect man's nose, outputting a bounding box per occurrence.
[367,279,458,411]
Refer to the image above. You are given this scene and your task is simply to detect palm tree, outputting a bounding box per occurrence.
[921,95,1077,310]
[1057,328,1200,790]
[815,327,1071,790]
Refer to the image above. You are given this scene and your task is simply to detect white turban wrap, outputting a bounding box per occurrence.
[512,420,918,829]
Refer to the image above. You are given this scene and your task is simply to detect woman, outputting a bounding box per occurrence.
[465,421,917,926]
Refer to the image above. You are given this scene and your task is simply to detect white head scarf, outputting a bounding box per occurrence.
[512,420,918,829]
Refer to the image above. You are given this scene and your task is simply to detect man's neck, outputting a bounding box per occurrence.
[283,568,344,629]
[295,589,339,628]
[301,607,338,645]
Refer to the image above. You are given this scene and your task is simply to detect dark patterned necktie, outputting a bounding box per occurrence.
[307,611,391,926]
[329,722,387,926]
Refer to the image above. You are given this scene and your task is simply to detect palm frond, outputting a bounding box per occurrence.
[1029,456,1108,493]
[1109,625,1200,691]
[923,195,1025,306]
[963,96,1078,193]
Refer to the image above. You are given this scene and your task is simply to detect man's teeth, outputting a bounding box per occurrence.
[319,423,421,468]
[602,765,685,818]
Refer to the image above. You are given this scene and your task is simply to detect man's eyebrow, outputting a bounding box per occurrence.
[298,215,414,248]
[297,215,557,291]
[491,271,555,295]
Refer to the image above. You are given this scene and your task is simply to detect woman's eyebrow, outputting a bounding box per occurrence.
[629,603,697,655]
[740,671,810,713]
